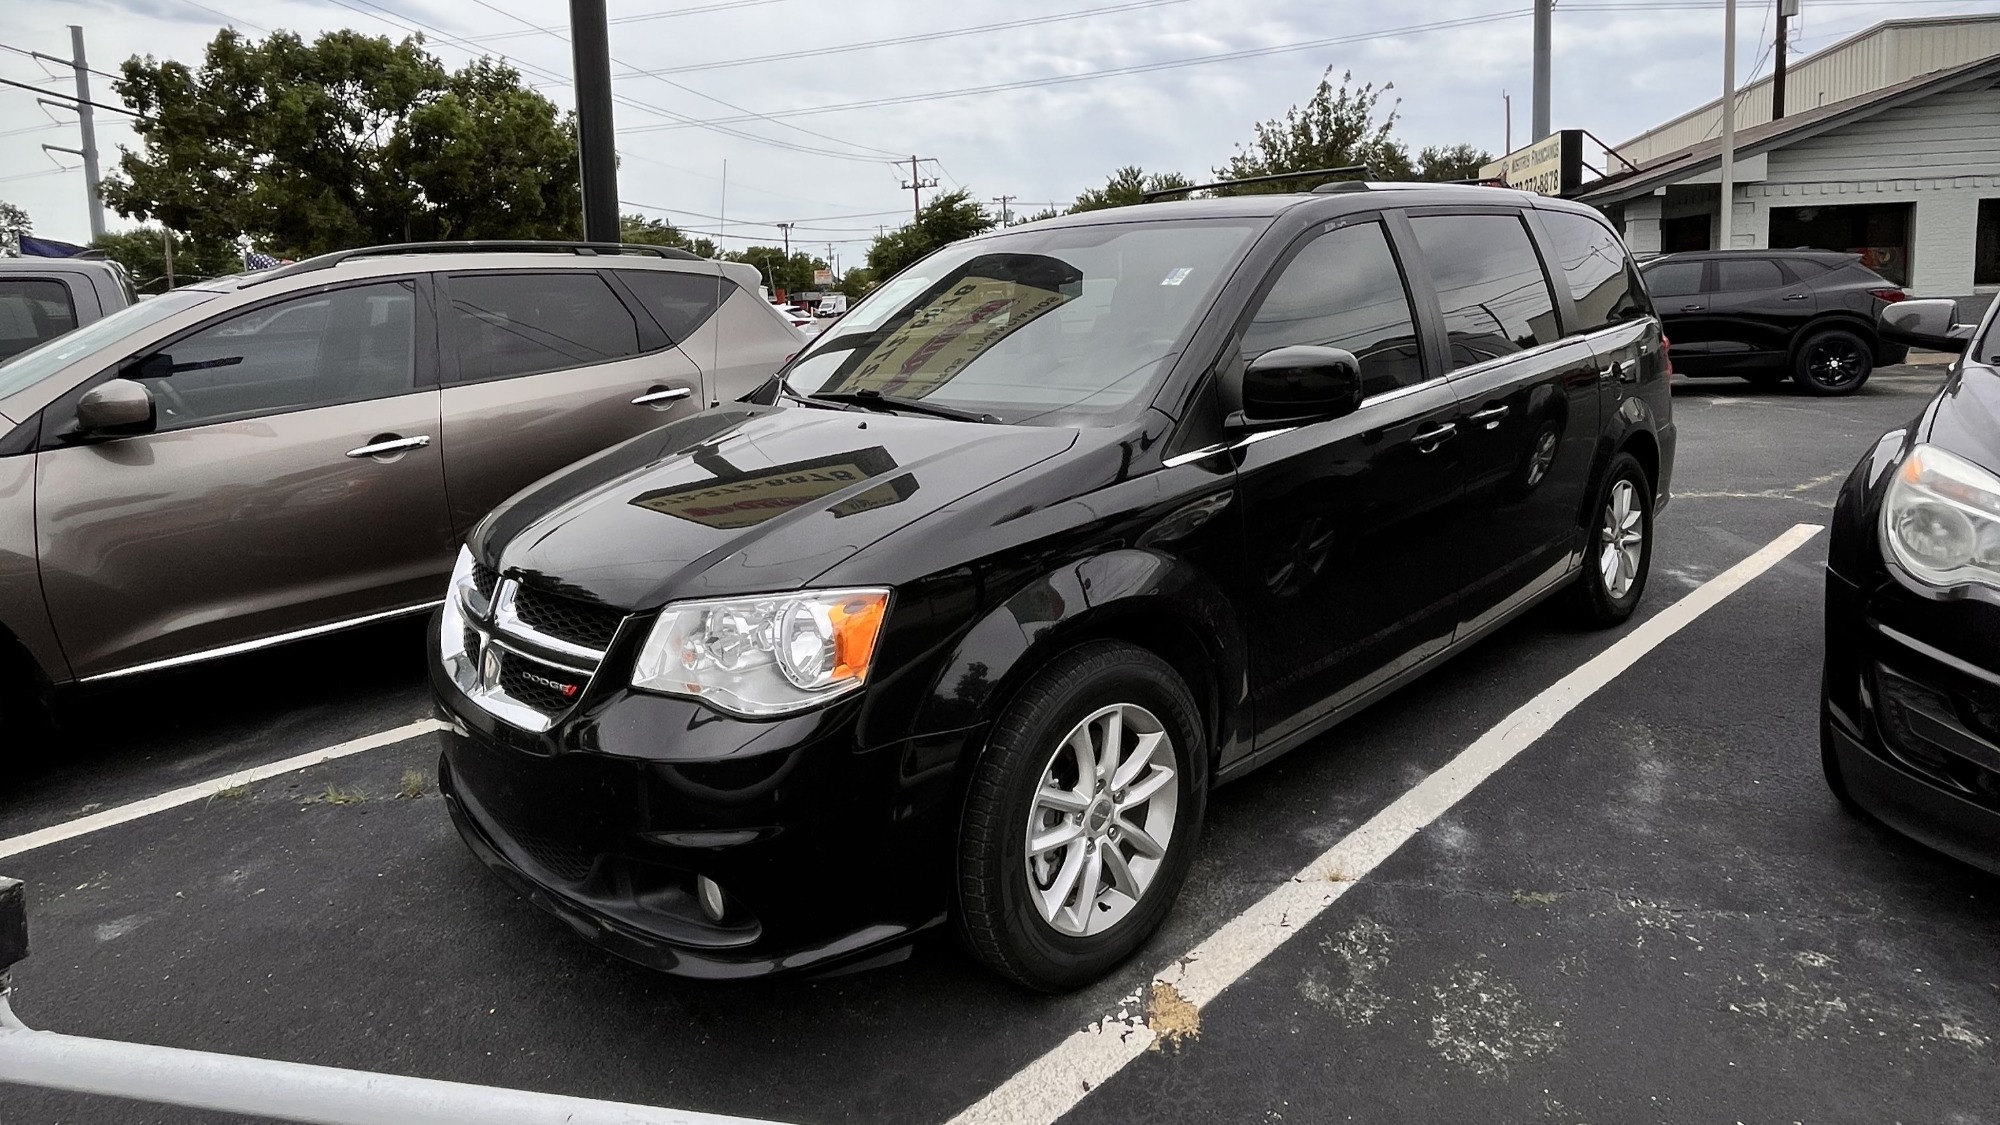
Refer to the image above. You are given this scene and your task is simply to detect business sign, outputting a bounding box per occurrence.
[813,268,833,286]
[1477,129,1584,196]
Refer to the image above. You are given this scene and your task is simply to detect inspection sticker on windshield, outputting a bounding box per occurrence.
[1160,267,1194,286]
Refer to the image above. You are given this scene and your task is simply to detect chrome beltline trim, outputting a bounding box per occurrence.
[80,600,445,684]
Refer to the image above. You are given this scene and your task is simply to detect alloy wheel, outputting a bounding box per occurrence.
[1804,338,1865,387]
[1024,703,1180,938]
[1599,479,1645,600]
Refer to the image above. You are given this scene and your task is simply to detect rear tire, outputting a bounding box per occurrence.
[956,642,1207,992]
[1793,328,1873,396]
[1566,452,1653,629]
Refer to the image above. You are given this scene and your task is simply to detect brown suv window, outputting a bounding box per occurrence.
[138,280,417,431]
[448,273,641,383]
[1540,211,1648,333]
[617,269,726,343]
[0,278,78,361]
[1409,214,1561,369]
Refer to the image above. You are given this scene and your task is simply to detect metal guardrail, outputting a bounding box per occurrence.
[0,877,793,1125]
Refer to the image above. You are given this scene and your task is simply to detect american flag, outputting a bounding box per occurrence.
[243,248,280,270]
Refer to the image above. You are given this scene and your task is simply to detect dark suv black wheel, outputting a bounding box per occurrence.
[956,641,1208,992]
[1794,328,1874,396]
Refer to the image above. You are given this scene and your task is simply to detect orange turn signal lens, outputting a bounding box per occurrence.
[828,592,889,683]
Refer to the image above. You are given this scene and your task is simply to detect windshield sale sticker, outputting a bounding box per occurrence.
[825,273,1070,399]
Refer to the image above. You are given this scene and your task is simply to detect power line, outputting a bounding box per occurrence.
[0,42,120,82]
[463,0,800,43]
[460,0,905,161]
[174,0,268,33]
[0,74,142,116]
[621,9,1535,134]
[618,0,1196,77]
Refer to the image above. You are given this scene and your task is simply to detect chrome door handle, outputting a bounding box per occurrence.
[1680,304,1704,312]
[345,434,431,458]
[1781,293,1809,301]
[1410,423,1457,450]
[1468,405,1510,427]
[632,387,693,406]
[1601,359,1638,384]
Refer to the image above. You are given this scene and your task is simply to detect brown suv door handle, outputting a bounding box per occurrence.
[632,386,692,406]
[345,434,431,459]
[1680,303,1704,312]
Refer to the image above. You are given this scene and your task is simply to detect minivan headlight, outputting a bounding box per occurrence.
[631,588,890,717]
[1883,444,2000,591]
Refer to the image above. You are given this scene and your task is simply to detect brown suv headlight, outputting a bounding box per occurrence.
[630,589,890,718]
[1883,444,2000,591]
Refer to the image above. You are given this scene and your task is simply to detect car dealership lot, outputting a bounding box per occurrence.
[2,365,1994,1123]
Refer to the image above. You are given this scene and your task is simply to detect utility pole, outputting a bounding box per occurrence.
[569,0,618,242]
[776,221,793,259]
[1503,90,1512,154]
[67,27,103,240]
[1773,0,1797,120]
[991,194,1017,226]
[1719,0,1737,249]
[1531,0,1552,141]
[901,156,938,221]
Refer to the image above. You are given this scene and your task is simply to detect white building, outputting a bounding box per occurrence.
[1579,15,2000,301]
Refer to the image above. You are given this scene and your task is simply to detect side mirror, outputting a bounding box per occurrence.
[1880,299,1975,354]
[75,378,157,436]
[1239,346,1364,426]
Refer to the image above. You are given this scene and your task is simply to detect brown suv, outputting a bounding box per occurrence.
[0,242,802,742]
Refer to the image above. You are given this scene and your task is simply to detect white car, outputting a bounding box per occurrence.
[776,304,813,328]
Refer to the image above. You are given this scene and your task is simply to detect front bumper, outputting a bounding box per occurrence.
[430,650,975,979]
[1823,566,2000,875]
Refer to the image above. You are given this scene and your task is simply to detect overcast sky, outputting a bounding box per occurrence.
[5,0,1998,257]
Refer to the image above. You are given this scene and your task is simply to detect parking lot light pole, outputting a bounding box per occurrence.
[1719,0,1737,249]
[570,0,618,244]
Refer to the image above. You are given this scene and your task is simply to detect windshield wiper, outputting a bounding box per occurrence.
[808,389,999,424]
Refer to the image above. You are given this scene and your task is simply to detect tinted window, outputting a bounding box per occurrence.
[1642,260,1704,298]
[1409,214,1560,370]
[1541,211,1648,333]
[1715,259,1784,291]
[618,269,725,342]
[449,273,640,383]
[139,281,417,431]
[1241,221,1422,397]
[0,279,79,362]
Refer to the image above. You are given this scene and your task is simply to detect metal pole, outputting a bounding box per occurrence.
[1773,0,1794,120]
[1719,0,1737,249]
[162,228,174,289]
[776,221,791,258]
[68,26,104,241]
[568,0,618,243]
[1531,0,1552,141]
[1503,90,1512,154]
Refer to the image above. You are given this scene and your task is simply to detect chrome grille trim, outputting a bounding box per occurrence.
[491,580,615,664]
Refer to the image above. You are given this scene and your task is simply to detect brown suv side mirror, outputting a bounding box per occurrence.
[76,378,157,436]
[1880,299,1976,354]
[1237,346,1364,426]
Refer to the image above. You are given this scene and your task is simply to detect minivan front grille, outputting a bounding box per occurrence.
[470,561,500,601]
[511,585,626,652]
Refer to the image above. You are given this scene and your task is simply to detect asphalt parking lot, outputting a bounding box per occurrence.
[3,364,1995,1124]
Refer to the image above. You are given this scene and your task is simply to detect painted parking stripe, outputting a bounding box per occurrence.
[949,522,1825,1125]
[0,719,446,861]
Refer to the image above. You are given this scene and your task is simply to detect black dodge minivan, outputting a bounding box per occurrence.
[430,184,1676,990]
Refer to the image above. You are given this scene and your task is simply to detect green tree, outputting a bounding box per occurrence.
[0,200,29,242]
[865,190,996,280]
[620,213,717,258]
[1213,68,1413,193]
[1415,143,1494,183]
[726,245,828,295]
[104,28,581,257]
[835,267,873,300]
[90,227,242,291]
[1069,166,1196,212]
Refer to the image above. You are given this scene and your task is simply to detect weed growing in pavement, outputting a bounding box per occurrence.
[214,783,253,800]
[317,784,365,806]
[398,769,428,799]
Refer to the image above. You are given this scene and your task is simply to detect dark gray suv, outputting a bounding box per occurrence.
[0,242,803,747]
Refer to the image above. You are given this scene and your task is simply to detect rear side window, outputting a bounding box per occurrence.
[1715,259,1784,291]
[0,279,79,362]
[1409,214,1560,370]
[1642,261,1704,298]
[618,269,726,343]
[1540,211,1648,333]
[1241,221,1423,397]
[448,273,640,383]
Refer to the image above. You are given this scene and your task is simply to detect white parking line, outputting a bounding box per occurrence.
[0,719,446,862]
[948,522,1825,1125]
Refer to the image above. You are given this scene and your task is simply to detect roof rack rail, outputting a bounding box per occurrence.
[240,240,704,287]
[1139,164,1372,202]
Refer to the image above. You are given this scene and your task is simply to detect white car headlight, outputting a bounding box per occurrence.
[631,588,891,717]
[1883,444,2000,591]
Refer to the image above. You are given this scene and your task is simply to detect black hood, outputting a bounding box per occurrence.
[1927,360,2000,475]
[474,404,1077,609]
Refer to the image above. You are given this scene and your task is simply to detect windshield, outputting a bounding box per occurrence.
[785,219,1261,426]
[0,288,221,401]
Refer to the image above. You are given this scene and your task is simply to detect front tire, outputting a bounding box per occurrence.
[1793,328,1873,396]
[956,642,1207,992]
[1567,452,1654,628]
